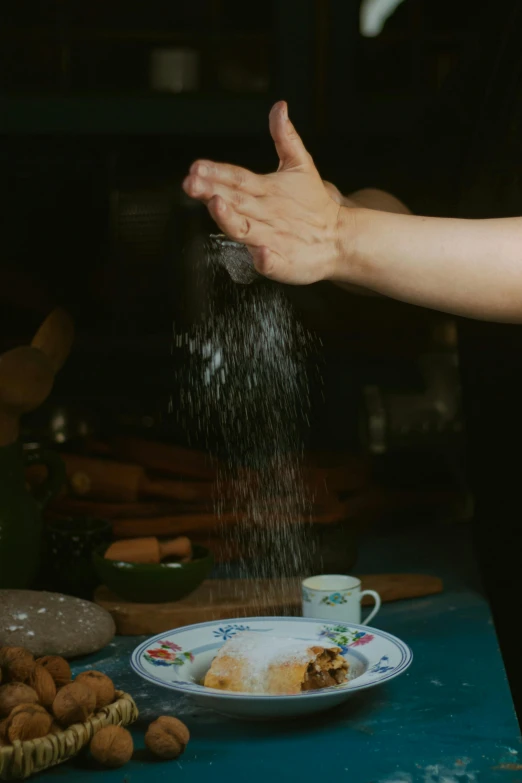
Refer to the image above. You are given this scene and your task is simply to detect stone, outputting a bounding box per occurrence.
[0,591,116,659]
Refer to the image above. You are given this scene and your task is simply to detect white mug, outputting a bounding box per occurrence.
[302,574,381,625]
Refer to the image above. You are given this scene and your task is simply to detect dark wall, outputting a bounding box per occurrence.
[0,0,477,452]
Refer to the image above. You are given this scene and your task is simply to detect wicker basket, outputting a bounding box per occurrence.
[0,691,138,781]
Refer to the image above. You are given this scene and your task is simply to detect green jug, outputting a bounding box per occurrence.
[0,442,66,589]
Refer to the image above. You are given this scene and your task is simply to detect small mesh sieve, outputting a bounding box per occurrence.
[208,234,261,285]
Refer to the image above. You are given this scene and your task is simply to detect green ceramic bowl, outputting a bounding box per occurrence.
[92,544,214,603]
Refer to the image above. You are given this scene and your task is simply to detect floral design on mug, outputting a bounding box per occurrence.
[320,591,352,606]
[302,588,313,603]
[319,625,375,654]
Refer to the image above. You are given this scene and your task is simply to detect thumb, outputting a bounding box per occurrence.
[269,101,310,170]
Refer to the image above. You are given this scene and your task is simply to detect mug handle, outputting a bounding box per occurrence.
[24,448,67,510]
[359,590,381,625]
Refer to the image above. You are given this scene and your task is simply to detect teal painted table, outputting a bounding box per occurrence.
[41,524,521,783]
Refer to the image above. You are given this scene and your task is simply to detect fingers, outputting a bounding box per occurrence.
[249,245,290,283]
[207,195,269,246]
[269,101,311,171]
[182,176,267,221]
[186,160,265,197]
[249,245,275,276]
[206,198,289,281]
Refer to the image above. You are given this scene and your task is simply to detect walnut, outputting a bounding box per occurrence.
[6,703,52,742]
[52,681,96,726]
[35,656,71,687]
[0,718,9,742]
[75,671,115,709]
[0,648,35,683]
[145,716,190,759]
[90,725,133,768]
[0,683,39,717]
[28,666,56,709]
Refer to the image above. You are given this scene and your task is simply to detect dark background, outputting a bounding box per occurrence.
[0,0,471,444]
[2,0,520,715]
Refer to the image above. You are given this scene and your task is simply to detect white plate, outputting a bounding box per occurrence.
[130,616,413,719]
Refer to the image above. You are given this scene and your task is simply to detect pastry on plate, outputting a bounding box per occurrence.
[204,632,349,694]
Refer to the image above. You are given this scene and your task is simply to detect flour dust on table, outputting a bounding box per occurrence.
[172,240,318,599]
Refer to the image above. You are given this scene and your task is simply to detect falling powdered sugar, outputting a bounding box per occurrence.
[172,241,319,598]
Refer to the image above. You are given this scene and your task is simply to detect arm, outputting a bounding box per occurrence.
[183,101,522,323]
[325,182,411,216]
[327,183,522,322]
[336,207,522,322]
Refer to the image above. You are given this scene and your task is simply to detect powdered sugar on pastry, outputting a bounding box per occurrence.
[204,632,349,694]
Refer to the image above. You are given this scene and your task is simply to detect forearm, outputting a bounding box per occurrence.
[334,208,522,322]
[346,187,412,216]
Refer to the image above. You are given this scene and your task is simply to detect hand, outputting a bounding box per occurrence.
[182,101,350,285]
[323,180,355,208]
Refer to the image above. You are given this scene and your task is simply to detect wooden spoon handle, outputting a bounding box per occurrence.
[139,476,215,502]
[109,437,217,480]
[31,308,74,374]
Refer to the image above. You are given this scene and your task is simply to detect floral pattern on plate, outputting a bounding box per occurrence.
[212,624,251,641]
[369,655,395,674]
[319,624,375,654]
[144,639,194,667]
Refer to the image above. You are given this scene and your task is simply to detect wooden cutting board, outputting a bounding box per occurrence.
[94,574,442,635]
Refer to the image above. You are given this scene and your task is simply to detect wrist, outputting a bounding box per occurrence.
[326,206,373,286]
